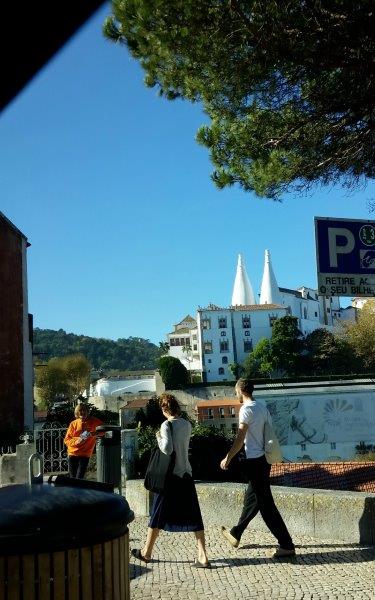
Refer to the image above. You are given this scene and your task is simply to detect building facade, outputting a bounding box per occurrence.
[0,212,33,443]
[167,315,201,372]
[168,251,354,383]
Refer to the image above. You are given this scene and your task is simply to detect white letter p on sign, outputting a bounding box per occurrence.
[328,228,355,267]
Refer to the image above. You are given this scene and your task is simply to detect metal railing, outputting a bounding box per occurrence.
[34,423,68,474]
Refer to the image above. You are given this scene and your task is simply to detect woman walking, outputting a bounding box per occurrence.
[132,393,210,568]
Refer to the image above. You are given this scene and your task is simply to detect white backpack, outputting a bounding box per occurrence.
[264,415,282,464]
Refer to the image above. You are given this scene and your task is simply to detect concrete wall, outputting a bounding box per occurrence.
[0,442,36,486]
[125,479,375,545]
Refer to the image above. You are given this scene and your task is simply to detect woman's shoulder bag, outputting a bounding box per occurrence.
[144,421,176,494]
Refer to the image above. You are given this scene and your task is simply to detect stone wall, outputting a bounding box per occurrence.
[125,479,375,545]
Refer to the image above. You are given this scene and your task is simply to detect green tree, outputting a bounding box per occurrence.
[243,338,273,378]
[269,316,304,376]
[341,300,375,372]
[134,397,164,427]
[158,341,170,354]
[35,358,69,409]
[158,355,189,389]
[35,354,91,409]
[228,362,244,379]
[304,328,356,376]
[61,354,91,400]
[104,1,375,199]
[242,316,303,377]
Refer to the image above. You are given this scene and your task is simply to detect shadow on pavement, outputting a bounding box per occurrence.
[210,546,375,567]
[130,563,151,580]
[241,542,373,550]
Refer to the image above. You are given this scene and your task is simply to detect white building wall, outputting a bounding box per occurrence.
[198,307,289,382]
[198,309,235,382]
[91,376,156,396]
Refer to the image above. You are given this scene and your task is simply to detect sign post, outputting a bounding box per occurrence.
[315,217,375,297]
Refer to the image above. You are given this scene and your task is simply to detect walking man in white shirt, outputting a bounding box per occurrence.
[220,378,295,557]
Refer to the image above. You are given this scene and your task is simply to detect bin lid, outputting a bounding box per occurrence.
[0,484,134,555]
[96,425,122,432]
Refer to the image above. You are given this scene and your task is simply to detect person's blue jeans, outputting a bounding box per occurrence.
[230,454,294,549]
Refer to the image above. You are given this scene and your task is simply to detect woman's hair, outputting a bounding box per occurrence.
[75,403,89,418]
[159,393,181,417]
[235,378,254,397]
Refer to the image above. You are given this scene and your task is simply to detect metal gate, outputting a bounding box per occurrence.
[34,423,68,474]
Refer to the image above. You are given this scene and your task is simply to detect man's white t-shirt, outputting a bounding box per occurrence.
[239,398,270,459]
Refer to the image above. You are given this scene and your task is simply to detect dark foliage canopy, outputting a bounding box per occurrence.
[158,355,189,389]
[105,1,375,198]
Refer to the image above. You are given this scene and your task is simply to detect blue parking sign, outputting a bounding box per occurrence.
[315,217,375,296]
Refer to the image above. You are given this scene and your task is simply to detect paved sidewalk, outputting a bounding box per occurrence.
[129,518,375,600]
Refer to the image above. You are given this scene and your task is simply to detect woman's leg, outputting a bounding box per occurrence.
[142,527,160,559]
[194,530,209,565]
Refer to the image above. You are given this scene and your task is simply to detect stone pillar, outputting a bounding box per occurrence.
[0,442,36,485]
[121,429,139,487]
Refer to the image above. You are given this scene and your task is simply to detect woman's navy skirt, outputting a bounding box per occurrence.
[149,473,204,532]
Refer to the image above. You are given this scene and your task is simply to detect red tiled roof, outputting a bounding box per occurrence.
[122,397,150,410]
[196,398,240,408]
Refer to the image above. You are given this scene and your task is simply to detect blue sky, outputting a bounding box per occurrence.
[1,4,374,345]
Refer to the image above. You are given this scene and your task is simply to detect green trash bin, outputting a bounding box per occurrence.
[96,425,122,488]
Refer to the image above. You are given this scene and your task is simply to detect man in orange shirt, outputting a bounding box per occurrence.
[64,404,103,479]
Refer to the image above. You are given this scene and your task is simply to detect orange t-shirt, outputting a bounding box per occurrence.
[64,416,103,457]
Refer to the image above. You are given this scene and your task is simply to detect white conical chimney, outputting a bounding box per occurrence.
[259,249,282,305]
[231,254,257,306]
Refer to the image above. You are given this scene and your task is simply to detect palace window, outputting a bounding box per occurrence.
[219,407,225,418]
[244,330,250,336]
[242,315,251,329]
[244,340,253,353]
[269,315,278,327]
[218,367,225,375]
[202,318,211,330]
[300,443,306,451]
[220,340,229,352]
[204,341,213,354]
[221,331,226,336]
[222,356,228,364]
[218,317,227,329]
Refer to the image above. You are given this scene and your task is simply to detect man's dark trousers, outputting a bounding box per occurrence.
[230,454,294,550]
[68,456,90,479]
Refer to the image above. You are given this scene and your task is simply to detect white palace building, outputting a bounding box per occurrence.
[167,251,356,382]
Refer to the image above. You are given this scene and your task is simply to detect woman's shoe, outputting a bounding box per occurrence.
[193,559,211,569]
[131,548,150,563]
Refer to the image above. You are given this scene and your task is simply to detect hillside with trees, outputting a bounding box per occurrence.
[33,328,162,371]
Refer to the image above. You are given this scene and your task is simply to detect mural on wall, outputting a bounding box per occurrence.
[261,390,375,446]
